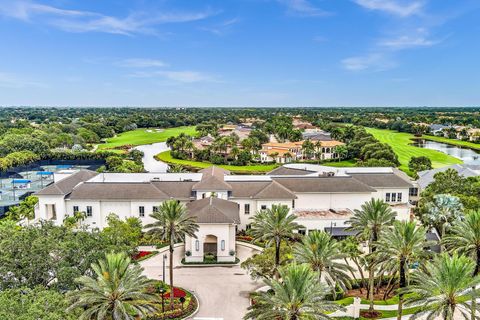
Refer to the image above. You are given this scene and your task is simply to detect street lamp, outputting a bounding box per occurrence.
[159,288,165,313]
[162,254,167,284]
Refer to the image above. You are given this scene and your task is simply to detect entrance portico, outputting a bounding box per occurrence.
[184,197,240,263]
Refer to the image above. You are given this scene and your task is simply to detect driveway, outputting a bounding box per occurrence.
[140,244,262,320]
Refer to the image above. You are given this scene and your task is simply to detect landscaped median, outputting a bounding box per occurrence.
[155,150,279,174]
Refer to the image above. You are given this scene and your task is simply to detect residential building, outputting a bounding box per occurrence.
[34,164,414,262]
[259,140,345,163]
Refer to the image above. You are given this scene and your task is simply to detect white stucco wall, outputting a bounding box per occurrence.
[185,223,236,262]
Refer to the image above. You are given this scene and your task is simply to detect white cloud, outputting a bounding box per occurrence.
[128,70,215,83]
[200,17,240,35]
[0,0,215,35]
[278,0,330,17]
[353,0,424,17]
[117,58,167,68]
[341,53,395,71]
[379,34,438,49]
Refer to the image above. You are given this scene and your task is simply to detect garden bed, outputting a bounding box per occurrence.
[181,257,240,265]
[132,250,159,262]
[146,282,198,320]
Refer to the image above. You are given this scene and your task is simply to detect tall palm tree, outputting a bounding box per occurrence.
[443,210,480,320]
[244,263,343,320]
[404,253,480,320]
[145,200,199,307]
[67,252,158,320]
[293,231,352,297]
[375,220,430,320]
[250,204,301,276]
[346,198,396,312]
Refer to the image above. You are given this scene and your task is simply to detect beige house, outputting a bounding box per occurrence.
[259,140,345,163]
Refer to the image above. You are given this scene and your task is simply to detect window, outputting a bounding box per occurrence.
[246,224,251,230]
[409,188,419,196]
[298,229,306,235]
[195,240,200,251]
[244,204,250,215]
[397,193,402,202]
[391,193,397,202]
[292,200,295,209]
[221,240,225,251]
[153,206,159,213]
[139,206,145,217]
[73,206,79,213]
[86,206,92,217]
[261,205,267,210]
[385,193,391,202]
[202,193,206,199]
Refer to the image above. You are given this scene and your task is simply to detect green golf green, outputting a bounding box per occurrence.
[97,126,197,151]
[365,128,462,172]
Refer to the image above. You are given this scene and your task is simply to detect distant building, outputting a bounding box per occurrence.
[417,164,480,190]
[259,140,345,163]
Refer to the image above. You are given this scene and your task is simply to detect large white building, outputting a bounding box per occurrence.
[35,164,414,262]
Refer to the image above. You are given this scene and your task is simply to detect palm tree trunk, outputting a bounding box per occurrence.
[397,258,406,320]
[352,258,365,294]
[471,248,480,320]
[275,238,281,279]
[368,267,375,312]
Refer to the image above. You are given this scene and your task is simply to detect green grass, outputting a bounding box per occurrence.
[365,128,462,172]
[322,159,357,167]
[97,126,197,151]
[156,151,279,174]
[422,135,480,151]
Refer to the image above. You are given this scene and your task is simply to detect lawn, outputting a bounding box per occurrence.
[156,151,279,174]
[365,128,462,172]
[97,126,197,151]
[422,135,480,151]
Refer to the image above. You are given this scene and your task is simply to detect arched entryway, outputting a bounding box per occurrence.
[203,234,218,256]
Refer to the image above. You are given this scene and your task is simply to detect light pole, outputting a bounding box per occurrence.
[159,288,165,313]
[162,254,167,284]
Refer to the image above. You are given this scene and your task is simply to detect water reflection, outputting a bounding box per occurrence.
[413,140,480,165]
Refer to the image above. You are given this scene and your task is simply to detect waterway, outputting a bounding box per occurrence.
[412,139,480,165]
[134,142,170,172]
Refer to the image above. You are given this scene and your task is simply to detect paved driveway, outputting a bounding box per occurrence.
[141,244,262,320]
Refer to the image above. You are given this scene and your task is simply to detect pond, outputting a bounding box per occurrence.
[412,139,480,165]
[134,142,170,172]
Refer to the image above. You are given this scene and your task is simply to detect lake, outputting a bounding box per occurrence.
[134,142,170,172]
[412,139,480,165]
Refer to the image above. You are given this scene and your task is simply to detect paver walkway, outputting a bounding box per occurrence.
[140,244,262,320]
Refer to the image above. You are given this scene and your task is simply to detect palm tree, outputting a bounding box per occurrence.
[145,200,199,307]
[404,253,480,320]
[250,204,301,276]
[167,164,187,173]
[339,236,367,293]
[443,210,480,320]
[375,220,430,320]
[244,263,343,320]
[67,252,158,320]
[423,194,463,241]
[293,231,352,297]
[346,198,396,313]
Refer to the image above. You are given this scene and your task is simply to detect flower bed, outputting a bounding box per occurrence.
[147,282,198,320]
[132,250,158,262]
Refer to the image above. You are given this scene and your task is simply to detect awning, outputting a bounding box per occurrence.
[12,179,31,184]
[324,227,357,237]
[36,171,54,175]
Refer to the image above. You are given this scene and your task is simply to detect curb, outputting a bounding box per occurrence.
[182,290,200,320]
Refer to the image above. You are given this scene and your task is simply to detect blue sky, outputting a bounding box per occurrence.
[0,0,479,107]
